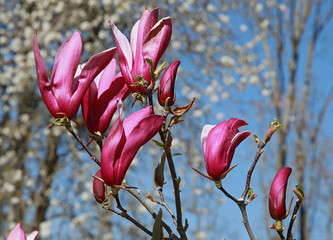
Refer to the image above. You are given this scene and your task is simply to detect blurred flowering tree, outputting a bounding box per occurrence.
[1,0,333,239]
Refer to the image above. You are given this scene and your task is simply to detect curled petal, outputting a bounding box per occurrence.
[142,17,172,69]
[33,29,60,118]
[69,47,117,118]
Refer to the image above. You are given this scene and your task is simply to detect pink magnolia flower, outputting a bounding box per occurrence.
[81,59,130,135]
[101,102,164,186]
[269,167,292,220]
[93,169,106,204]
[158,60,180,107]
[201,118,251,180]
[33,29,117,119]
[7,223,38,240]
[110,8,172,93]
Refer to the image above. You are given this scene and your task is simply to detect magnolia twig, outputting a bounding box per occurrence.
[146,84,187,239]
[65,122,100,166]
[157,188,178,227]
[105,206,152,236]
[241,141,266,200]
[126,188,178,239]
[286,198,303,240]
[216,185,256,240]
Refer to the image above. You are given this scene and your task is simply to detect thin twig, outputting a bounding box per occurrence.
[126,188,178,239]
[216,185,256,240]
[146,85,187,239]
[65,122,100,166]
[158,188,178,227]
[241,141,266,200]
[286,199,303,240]
[105,206,152,236]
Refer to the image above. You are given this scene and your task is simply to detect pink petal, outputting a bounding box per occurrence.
[33,29,59,118]
[95,78,129,134]
[116,113,164,184]
[51,31,82,115]
[110,21,133,70]
[69,47,117,119]
[7,223,26,240]
[101,117,126,186]
[133,8,159,67]
[225,130,251,169]
[130,20,140,59]
[97,59,117,98]
[142,17,172,69]
[228,117,248,130]
[122,106,154,136]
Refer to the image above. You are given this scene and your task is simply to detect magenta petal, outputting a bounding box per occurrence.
[116,113,164,184]
[122,106,154,136]
[92,77,129,134]
[96,79,129,134]
[110,21,133,70]
[7,223,26,240]
[130,20,140,59]
[142,17,172,68]
[228,117,248,130]
[225,130,251,169]
[33,29,60,118]
[101,117,126,186]
[134,8,159,65]
[69,48,117,118]
[51,31,82,114]
[97,59,117,98]
[269,167,292,220]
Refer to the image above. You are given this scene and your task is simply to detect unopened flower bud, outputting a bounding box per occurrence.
[158,60,180,107]
[265,118,281,143]
[269,167,292,220]
[93,170,106,204]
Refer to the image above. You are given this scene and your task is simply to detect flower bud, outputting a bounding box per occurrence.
[269,167,292,220]
[93,170,106,204]
[158,60,180,107]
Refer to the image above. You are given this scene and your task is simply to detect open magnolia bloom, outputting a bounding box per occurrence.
[7,223,38,240]
[110,7,172,93]
[33,29,116,119]
[101,101,164,186]
[200,118,251,180]
[269,167,292,220]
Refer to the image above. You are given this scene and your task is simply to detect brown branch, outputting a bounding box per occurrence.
[126,188,178,239]
[65,122,100,166]
[105,206,152,236]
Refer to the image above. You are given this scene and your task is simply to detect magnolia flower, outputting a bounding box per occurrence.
[158,60,180,107]
[101,102,164,186]
[33,29,116,119]
[269,167,292,220]
[110,8,172,93]
[200,118,251,180]
[81,59,130,135]
[7,223,38,240]
[93,169,106,204]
